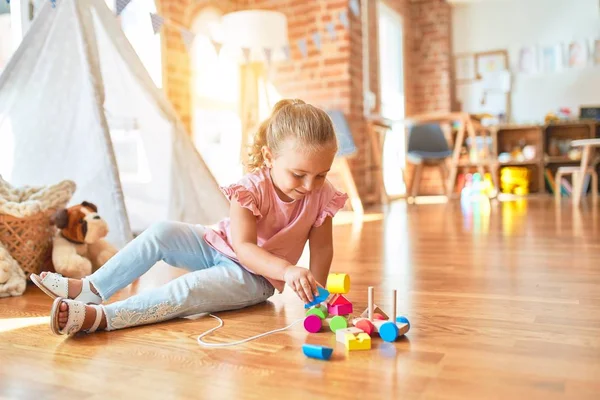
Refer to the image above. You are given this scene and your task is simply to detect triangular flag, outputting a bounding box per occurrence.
[149,13,165,35]
[115,0,132,16]
[211,40,223,55]
[312,32,322,51]
[242,47,251,63]
[339,10,349,28]
[180,28,195,53]
[297,38,307,58]
[282,44,290,60]
[326,22,337,40]
[349,0,360,17]
[263,48,272,65]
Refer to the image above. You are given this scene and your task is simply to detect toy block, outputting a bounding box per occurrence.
[396,316,411,333]
[373,313,386,320]
[304,286,330,309]
[329,294,351,306]
[326,315,348,332]
[353,318,375,336]
[306,304,328,319]
[303,315,323,333]
[360,305,388,320]
[302,344,333,361]
[344,332,371,351]
[335,327,364,344]
[373,320,399,342]
[326,273,350,294]
[328,303,353,316]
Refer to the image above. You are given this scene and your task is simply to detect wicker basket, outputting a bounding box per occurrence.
[0,209,56,278]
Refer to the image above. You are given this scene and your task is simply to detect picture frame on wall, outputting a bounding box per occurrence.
[476,51,508,78]
[568,40,588,68]
[518,46,538,74]
[540,44,563,73]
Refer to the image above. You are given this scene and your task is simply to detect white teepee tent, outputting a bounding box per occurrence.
[0,0,229,248]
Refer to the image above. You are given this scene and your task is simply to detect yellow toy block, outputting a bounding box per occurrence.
[326,273,350,294]
[343,332,371,351]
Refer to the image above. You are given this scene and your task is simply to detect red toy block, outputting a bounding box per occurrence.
[329,294,351,306]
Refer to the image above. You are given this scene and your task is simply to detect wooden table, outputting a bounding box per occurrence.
[571,138,600,205]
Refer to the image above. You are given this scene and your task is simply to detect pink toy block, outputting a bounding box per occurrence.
[328,303,353,316]
[304,315,322,333]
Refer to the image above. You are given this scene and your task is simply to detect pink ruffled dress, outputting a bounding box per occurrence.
[203,167,348,293]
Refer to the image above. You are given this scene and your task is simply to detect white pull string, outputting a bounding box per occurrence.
[196,314,305,347]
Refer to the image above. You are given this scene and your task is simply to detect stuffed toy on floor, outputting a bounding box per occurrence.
[0,175,76,297]
[51,201,118,279]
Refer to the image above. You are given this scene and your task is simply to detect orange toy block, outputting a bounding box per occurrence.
[344,332,371,351]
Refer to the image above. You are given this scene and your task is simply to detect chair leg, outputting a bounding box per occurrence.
[555,171,563,203]
[411,163,424,198]
[438,163,448,196]
[592,171,598,203]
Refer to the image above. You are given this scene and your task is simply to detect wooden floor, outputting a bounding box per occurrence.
[1,197,599,399]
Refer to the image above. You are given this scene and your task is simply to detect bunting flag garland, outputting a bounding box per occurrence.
[149,13,164,35]
[263,47,273,65]
[312,32,322,51]
[339,10,349,28]
[180,28,195,53]
[326,22,337,40]
[349,0,360,17]
[282,45,290,61]
[242,47,251,63]
[115,0,132,16]
[297,38,308,58]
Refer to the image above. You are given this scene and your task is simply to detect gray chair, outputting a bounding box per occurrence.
[406,123,452,197]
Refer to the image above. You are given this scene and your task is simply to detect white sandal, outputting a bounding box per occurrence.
[31,272,102,305]
[50,297,104,336]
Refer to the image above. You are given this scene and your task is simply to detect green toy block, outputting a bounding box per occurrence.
[328,315,348,332]
[306,304,328,319]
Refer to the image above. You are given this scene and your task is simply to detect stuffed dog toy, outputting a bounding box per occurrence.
[51,201,117,278]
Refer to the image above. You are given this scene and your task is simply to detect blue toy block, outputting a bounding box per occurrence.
[378,321,399,342]
[304,286,330,309]
[396,316,411,332]
[302,344,333,361]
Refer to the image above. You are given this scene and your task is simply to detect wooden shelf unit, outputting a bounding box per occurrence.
[491,125,545,193]
[488,121,599,195]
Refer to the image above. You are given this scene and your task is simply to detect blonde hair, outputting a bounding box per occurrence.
[246,99,338,171]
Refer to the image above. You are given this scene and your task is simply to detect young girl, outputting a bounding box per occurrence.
[31,99,348,336]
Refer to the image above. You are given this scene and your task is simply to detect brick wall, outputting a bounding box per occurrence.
[158,0,453,200]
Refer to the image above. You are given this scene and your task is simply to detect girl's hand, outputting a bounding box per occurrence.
[283,266,320,304]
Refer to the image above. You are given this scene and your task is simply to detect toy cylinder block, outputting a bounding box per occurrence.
[302,344,333,361]
[306,305,328,319]
[326,273,350,294]
[375,321,399,342]
[327,315,348,332]
[354,318,375,336]
[396,316,411,333]
[304,315,322,333]
[327,303,353,316]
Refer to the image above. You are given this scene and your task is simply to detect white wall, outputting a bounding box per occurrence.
[452,0,600,124]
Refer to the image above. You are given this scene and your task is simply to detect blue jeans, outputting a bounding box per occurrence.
[88,221,275,331]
